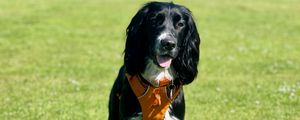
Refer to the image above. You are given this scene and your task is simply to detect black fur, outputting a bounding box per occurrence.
[109,2,200,120]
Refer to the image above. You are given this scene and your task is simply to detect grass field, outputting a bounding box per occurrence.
[0,0,299,119]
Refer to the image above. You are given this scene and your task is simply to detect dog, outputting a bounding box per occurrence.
[108,2,200,120]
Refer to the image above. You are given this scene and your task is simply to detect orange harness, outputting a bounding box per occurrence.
[126,74,182,120]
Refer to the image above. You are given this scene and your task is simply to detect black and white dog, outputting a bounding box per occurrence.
[109,2,200,120]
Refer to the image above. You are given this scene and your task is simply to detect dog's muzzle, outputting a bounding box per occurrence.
[155,33,178,68]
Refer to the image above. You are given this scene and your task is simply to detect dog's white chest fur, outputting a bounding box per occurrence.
[141,59,175,87]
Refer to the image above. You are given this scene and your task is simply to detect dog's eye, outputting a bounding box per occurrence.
[177,21,185,27]
[156,14,164,21]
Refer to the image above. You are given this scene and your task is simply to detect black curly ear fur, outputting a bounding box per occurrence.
[124,5,149,75]
[173,8,200,85]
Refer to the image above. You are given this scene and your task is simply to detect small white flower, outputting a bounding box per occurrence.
[230,109,236,113]
[256,85,261,89]
[216,87,221,92]
[69,79,79,86]
[255,100,260,105]
[290,92,295,97]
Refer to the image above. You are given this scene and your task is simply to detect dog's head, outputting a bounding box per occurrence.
[124,2,200,84]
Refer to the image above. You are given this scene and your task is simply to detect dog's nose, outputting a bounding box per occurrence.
[161,39,176,50]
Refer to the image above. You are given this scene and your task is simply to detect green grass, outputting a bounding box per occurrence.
[0,0,299,119]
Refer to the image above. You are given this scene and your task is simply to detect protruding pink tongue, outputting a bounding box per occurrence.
[156,56,172,68]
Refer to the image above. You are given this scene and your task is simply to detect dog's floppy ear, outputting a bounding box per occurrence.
[174,9,200,85]
[124,5,149,75]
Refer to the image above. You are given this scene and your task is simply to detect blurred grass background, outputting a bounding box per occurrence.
[0,0,299,119]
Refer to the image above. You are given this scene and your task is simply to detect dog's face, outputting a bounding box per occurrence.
[125,2,200,84]
[144,5,187,68]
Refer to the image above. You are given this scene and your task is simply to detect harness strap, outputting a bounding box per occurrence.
[126,75,147,97]
[126,73,182,120]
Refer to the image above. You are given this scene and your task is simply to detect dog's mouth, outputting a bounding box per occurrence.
[156,55,173,68]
